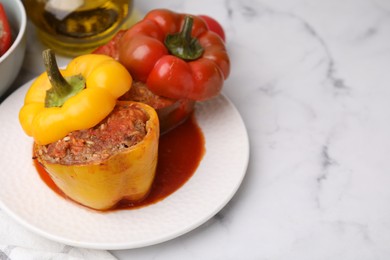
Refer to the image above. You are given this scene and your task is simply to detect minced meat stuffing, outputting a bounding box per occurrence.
[120,81,175,109]
[35,103,149,165]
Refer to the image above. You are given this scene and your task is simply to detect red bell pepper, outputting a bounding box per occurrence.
[198,15,225,42]
[95,9,230,101]
[93,30,125,60]
[0,3,12,56]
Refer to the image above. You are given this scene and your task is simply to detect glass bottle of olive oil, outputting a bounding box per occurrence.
[23,0,135,56]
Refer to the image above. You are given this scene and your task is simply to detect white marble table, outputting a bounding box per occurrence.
[3,0,390,259]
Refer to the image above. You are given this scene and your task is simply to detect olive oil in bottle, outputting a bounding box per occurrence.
[23,0,135,56]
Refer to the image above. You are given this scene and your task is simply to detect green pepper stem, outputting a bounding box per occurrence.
[181,15,194,47]
[43,49,85,108]
[164,16,204,61]
[43,49,72,98]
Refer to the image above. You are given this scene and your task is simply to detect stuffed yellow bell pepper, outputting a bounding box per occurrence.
[19,50,160,210]
[33,101,159,210]
[19,49,133,145]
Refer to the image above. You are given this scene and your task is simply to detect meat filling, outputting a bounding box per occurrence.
[120,81,175,109]
[35,103,149,165]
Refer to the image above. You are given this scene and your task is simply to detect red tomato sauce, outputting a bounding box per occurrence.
[34,114,205,211]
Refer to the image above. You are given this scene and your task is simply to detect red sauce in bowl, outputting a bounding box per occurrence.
[34,114,205,211]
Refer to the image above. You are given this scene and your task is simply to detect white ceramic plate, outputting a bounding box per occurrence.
[0,80,249,250]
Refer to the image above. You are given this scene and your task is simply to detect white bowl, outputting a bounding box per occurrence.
[0,0,26,98]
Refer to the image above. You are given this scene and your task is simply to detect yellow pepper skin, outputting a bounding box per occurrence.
[34,101,159,211]
[19,54,132,145]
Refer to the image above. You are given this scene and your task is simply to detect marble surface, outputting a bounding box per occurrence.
[1,0,390,259]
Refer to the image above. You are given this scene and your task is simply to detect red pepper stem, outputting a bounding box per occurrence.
[43,49,85,108]
[181,16,193,47]
[164,16,203,61]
